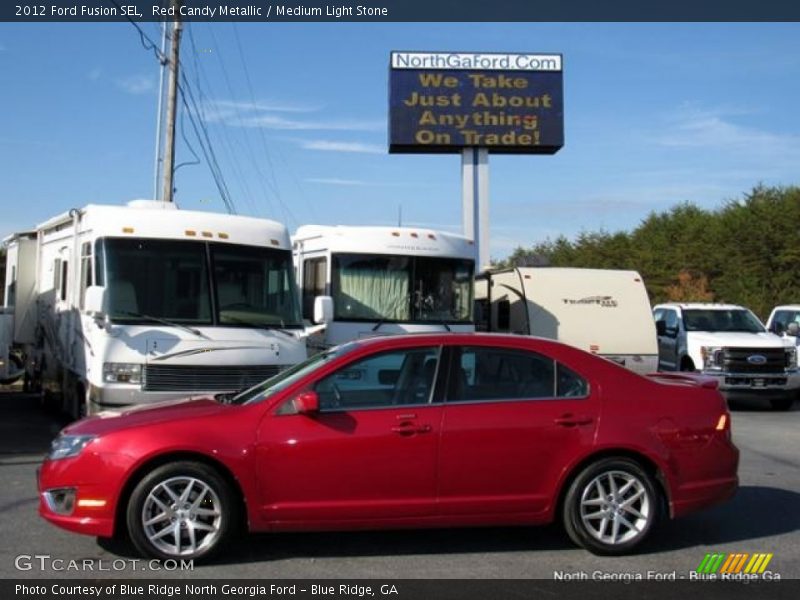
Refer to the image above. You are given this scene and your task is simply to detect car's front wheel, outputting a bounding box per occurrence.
[126,461,237,561]
[562,458,659,555]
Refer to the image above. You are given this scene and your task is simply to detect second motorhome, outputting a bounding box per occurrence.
[293,225,476,348]
[2,200,307,419]
[475,267,659,375]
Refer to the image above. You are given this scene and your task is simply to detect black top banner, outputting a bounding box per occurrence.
[4,0,800,22]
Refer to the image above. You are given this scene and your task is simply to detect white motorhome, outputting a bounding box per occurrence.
[293,225,475,348]
[2,200,307,419]
[475,267,659,375]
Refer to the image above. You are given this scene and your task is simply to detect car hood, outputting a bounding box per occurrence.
[688,331,791,348]
[63,396,228,436]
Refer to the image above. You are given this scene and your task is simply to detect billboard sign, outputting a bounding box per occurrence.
[389,51,564,154]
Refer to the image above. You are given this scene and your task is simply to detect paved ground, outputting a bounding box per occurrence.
[1,390,798,580]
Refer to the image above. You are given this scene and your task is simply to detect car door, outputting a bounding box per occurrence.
[656,308,680,370]
[437,344,599,518]
[255,345,444,525]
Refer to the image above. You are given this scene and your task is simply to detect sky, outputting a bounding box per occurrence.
[1,22,799,260]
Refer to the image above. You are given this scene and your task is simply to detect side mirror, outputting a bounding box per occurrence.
[787,322,800,337]
[655,319,667,336]
[293,391,319,415]
[84,286,107,318]
[313,295,334,325]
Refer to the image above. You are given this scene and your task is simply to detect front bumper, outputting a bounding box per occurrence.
[699,370,800,398]
[38,451,135,538]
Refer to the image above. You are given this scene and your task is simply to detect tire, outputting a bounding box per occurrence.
[562,457,659,555]
[126,461,237,561]
[0,354,24,385]
[679,357,696,372]
[769,397,794,411]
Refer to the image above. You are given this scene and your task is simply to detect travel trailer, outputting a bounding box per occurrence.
[2,200,307,419]
[293,225,476,349]
[475,267,658,375]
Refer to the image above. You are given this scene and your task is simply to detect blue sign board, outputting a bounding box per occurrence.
[389,52,564,154]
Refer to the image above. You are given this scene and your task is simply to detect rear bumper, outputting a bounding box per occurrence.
[672,476,739,518]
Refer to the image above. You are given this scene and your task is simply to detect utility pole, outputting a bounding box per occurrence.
[161,1,182,204]
[152,21,168,201]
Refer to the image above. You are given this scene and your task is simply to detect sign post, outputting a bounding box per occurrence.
[389,51,564,271]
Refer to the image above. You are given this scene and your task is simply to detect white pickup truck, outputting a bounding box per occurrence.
[654,302,799,410]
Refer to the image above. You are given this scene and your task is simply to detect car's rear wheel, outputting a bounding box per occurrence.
[126,461,237,561]
[563,458,659,555]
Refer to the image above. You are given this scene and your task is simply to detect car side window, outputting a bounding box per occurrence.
[314,347,440,411]
[449,346,561,402]
[557,363,589,398]
[663,309,679,332]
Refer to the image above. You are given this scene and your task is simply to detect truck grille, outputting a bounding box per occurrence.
[722,347,788,374]
[143,365,284,392]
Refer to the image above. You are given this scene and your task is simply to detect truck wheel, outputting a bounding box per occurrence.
[563,457,659,555]
[679,357,696,372]
[126,461,237,561]
[769,397,794,411]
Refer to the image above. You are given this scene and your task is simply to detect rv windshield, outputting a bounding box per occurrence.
[331,253,473,324]
[97,238,302,328]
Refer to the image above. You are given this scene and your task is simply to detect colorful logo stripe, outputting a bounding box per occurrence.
[696,553,773,574]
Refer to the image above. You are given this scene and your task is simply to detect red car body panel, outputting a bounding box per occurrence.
[38,333,738,541]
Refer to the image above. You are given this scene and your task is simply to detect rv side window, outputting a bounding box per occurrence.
[60,260,68,302]
[302,257,327,320]
[79,242,93,308]
[497,299,511,332]
[54,258,62,292]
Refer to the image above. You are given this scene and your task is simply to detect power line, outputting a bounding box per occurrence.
[207,24,285,222]
[185,23,259,215]
[178,73,237,214]
[113,2,237,214]
[230,24,322,226]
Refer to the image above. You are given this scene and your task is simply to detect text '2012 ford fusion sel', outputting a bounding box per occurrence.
[39,333,738,560]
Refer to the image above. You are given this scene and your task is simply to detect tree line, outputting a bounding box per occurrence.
[500,185,800,320]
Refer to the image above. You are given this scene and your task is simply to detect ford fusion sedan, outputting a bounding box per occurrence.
[39,334,738,560]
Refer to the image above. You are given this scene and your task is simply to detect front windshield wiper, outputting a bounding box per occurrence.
[214,391,237,404]
[121,311,209,339]
[223,316,300,339]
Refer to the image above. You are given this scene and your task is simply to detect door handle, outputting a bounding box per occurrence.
[391,423,432,435]
[554,414,594,427]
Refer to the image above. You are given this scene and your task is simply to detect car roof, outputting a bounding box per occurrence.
[771,305,800,311]
[344,332,571,352]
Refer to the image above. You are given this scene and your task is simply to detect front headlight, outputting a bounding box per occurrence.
[786,346,797,368]
[103,362,142,384]
[48,435,96,461]
[701,346,724,370]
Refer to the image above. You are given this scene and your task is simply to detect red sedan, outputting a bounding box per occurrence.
[39,334,738,560]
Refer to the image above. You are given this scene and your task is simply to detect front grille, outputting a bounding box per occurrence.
[722,347,787,374]
[143,364,284,392]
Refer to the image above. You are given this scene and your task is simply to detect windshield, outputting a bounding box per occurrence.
[683,309,766,333]
[231,343,356,405]
[97,238,301,328]
[331,253,474,324]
